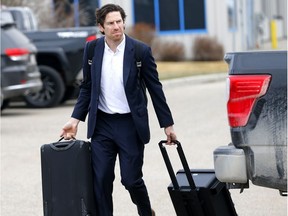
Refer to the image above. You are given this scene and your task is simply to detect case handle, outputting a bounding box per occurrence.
[50,137,76,150]
[159,140,196,190]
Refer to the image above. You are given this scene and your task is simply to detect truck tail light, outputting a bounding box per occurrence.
[86,35,97,42]
[227,75,271,127]
[5,48,30,61]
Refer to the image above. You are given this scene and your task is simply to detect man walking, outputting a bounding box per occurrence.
[61,4,176,216]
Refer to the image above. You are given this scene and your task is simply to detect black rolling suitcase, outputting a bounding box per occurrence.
[40,139,97,216]
[159,140,237,216]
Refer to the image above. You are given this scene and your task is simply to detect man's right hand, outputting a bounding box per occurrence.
[60,118,80,140]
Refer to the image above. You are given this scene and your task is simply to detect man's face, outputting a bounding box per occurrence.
[99,11,125,42]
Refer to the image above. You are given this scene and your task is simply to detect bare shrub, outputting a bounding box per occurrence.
[52,1,75,28]
[1,0,29,7]
[152,39,185,61]
[52,1,95,27]
[192,36,224,61]
[127,22,155,46]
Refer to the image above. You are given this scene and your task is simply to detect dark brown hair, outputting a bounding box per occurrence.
[95,4,127,27]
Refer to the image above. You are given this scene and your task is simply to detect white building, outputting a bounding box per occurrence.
[95,0,286,57]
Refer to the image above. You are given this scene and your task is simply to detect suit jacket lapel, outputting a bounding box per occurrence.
[92,37,105,91]
[123,35,134,86]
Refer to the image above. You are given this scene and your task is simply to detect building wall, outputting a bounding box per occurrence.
[261,0,287,39]
[99,0,286,58]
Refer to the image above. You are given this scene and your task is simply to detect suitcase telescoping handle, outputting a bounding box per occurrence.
[159,140,196,190]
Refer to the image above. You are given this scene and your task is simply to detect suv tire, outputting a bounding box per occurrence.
[24,65,65,108]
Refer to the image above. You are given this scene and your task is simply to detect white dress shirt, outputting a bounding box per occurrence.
[98,36,130,114]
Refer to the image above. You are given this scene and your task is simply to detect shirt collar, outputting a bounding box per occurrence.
[104,35,126,53]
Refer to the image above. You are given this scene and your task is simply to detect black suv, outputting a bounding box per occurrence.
[1,10,42,110]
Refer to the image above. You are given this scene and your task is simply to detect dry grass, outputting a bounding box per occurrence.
[156,61,228,80]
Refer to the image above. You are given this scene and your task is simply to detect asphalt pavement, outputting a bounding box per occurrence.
[1,73,287,216]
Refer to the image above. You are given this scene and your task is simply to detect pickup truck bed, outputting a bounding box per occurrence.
[23,27,99,107]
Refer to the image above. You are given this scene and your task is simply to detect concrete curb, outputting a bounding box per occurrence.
[162,72,227,88]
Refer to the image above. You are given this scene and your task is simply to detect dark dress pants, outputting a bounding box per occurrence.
[91,111,152,216]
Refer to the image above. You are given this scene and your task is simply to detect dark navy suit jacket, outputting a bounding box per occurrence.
[71,35,174,144]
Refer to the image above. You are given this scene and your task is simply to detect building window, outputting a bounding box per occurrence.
[227,0,237,31]
[134,0,155,25]
[183,0,205,30]
[158,0,180,31]
[133,0,206,34]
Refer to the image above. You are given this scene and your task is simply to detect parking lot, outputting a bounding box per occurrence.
[1,74,287,216]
